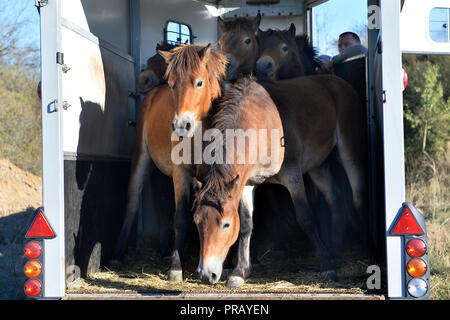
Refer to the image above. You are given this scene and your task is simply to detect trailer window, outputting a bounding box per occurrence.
[165,21,192,45]
[430,8,450,43]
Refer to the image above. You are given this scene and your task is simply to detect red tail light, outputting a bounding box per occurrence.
[402,68,408,90]
[406,238,427,258]
[37,81,41,100]
[24,241,42,259]
[24,279,42,297]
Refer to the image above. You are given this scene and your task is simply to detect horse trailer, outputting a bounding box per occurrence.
[30,0,450,300]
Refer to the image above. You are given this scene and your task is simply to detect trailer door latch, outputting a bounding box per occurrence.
[56,52,70,73]
[35,0,48,8]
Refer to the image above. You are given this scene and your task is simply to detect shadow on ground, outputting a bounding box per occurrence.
[0,208,35,300]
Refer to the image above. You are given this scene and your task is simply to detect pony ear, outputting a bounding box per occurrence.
[218,16,227,33]
[295,35,307,51]
[252,13,262,33]
[192,177,203,193]
[198,43,212,62]
[288,23,296,37]
[156,43,162,53]
[158,50,173,63]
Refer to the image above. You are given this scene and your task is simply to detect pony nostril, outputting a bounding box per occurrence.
[185,122,191,131]
[210,273,217,282]
[171,122,175,131]
[267,62,273,68]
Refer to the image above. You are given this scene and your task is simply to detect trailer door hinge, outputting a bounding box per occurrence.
[35,0,48,8]
[56,52,64,65]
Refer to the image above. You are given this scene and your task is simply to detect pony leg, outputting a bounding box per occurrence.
[335,129,369,245]
[280,171,337,281]
[168,166,192,282]
[308,161,354,258]
[109,136,153,268]
[227,185,255,288]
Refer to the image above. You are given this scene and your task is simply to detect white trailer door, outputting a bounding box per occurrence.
[38,0,65,298]
[39,0,140,298]
[379,0,406,298]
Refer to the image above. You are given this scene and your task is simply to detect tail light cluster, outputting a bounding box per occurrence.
[24,241,43,297]
[23,207,56,298]
[390,203,430,299]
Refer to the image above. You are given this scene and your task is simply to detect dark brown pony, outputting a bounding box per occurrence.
[137,42,176,94]
[110,44,228,283]
[255,24,319,80]
[190,74,367,287]
[218,14,261,81]
[254,24,360,259]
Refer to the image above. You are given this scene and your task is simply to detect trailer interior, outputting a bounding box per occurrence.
[52,0,391,299]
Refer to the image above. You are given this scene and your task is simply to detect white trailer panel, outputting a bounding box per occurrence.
[401,0,450,54]
[39,0,65,298]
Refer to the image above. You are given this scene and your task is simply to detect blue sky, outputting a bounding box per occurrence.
[313,0,368,57]
[1,0,40,50]
[14,0,367,57]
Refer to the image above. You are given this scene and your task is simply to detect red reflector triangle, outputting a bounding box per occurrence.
[391,207,423,235]
[26,209,56,239]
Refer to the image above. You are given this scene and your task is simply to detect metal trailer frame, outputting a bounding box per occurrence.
[36,0,438,299]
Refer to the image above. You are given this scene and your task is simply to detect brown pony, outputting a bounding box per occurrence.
[218,14,261,81]
[137,42,176,94]
[255,24,319,80]
[190,75,367,287]
[110,44,228,282]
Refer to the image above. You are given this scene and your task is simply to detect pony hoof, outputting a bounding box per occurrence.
[168,270,183,282]
[108,259,122,270]
[324,270,338,282]
[226,276,245,288]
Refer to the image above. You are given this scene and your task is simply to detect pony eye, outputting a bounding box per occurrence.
[244,38,251,45]
[196,80,204,88]
[222,222,231,230]
[281,45,288,53]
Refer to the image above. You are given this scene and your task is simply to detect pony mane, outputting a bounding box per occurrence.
[295,35,320,73]
[193,77,256,213]
[163,44,228,100]
[259,28,296,46]
[223,17,256,33]
[155,41,177,52]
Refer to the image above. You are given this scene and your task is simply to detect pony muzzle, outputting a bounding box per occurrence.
[137,70,160,94]
[255,56,276,80]
[197,257,222,285]
[172,112,196,138]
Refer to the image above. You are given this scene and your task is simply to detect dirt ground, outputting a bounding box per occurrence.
[0,159,42,300]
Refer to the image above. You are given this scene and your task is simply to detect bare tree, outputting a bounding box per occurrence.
[0,1,39,68]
